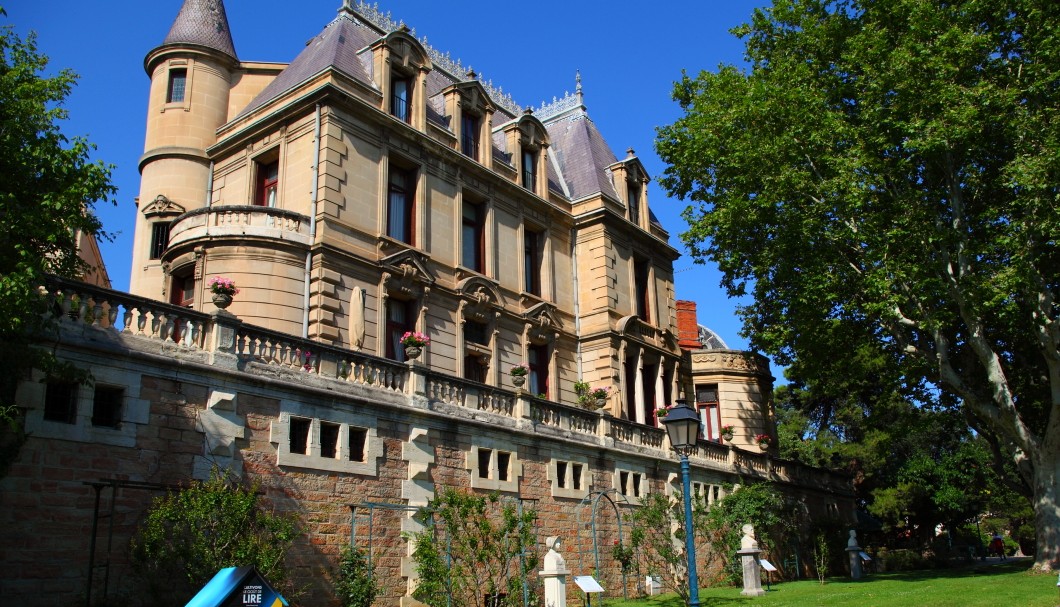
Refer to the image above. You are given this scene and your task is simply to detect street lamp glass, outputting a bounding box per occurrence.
[662,399,699,452]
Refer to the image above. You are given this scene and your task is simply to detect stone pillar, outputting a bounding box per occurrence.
[540,536,570,607]
[846,529,863,580]
[207,309,243,370]
[738,524,766,597]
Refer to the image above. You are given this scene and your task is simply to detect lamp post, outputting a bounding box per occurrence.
[662,398,701,607]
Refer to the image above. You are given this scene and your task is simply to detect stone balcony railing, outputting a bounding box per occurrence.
[166,205,311,250]
[42,276,853,493]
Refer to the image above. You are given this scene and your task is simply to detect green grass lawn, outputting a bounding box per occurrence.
[605,561,1058,607]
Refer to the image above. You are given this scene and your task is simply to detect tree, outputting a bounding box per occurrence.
[130,470,299,606]
[656,0,1059,569]
[410,488,539,607]
[0,9,115,411]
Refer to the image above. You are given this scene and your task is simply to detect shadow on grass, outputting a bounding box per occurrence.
[849,559,1033,584]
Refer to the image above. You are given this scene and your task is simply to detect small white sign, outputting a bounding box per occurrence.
[574,576,604,593]
[859,551,872,561]
[759,559,778,572]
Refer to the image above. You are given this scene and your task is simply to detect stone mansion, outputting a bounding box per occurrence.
[1,1,855,605]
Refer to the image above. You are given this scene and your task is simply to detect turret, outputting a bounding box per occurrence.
[130,0,238,301]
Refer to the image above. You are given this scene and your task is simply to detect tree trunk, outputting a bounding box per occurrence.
[1032,453,1060,570]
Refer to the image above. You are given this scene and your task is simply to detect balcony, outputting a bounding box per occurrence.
[166,205,311,250]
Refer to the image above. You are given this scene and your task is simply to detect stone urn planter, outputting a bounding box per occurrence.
[512,375,526,388]
[404,345,422,360]
[212,293,233,309]
[721,431,735,443]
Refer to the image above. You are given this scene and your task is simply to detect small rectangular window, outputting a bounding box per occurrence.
[91,386,123,428]
[619,471,629,495]
[150,222,171,260]
[255,159,279,207]
[632,473,642,498]
[320,422,340,459]
[44,381,78,424]
[290,417,311,455]
[496,451,511,482]
[627,182,640,226]
[478,449,492,479]
[167,68,187,104]
[349,427,367,462]
[556,461,568,489]
[572,464,583,491]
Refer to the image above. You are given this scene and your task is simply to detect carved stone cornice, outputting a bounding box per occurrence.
[689,350,771,377]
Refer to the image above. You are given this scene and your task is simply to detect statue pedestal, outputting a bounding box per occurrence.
[737,548,766,597]
[539,567,570,607]
[847,546,864,580]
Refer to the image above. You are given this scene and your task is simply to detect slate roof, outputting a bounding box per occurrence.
[163,0,237,60]
[545,110,620,202]
[238,10,377,118]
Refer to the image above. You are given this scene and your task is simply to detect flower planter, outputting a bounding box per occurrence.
[404,345,422,360]
[758,442,770,451]
[721,432,734,443]
[512,375,526,388]
[212,293,233,309]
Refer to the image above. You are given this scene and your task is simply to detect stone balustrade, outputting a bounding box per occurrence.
[42,275,850,489]
[166,205,311,249]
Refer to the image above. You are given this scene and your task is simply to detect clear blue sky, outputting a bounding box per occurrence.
[8,0,767,355]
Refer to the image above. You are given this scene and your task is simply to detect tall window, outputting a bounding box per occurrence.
[627,182,641,226]
[462,200,485,273]
[528,344,549,398]
[150,222,171,260]
[166,68,187,103]
[461,113,480,160]
[464,320,489,383]
[634,257,651,321]
[521,148,537,193]
[391,75,411,123]
[523,229,541,296]
[387,166,415,244]
[170,273,195,307]
[256,160,279,207]
[696,384,721,441]
[385,299,415,361]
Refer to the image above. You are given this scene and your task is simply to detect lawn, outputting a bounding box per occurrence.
[604,561,1058,607]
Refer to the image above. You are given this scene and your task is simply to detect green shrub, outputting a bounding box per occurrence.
[335,545,379,607]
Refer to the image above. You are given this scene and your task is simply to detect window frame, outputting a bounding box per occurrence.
[386,164,416,245]
[255,159,279,207]
[391,73,412,123]
[385,298,416,361]
[521,147,537,193]
[149,221,171,261]
[91,385,124,429]
[461,112,480,160]
[166,68,187,104]
[528,343,549,398]
[461,199,485,273]
[523,228,541,296]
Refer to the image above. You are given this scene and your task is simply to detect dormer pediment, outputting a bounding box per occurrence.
[141,194,187,218]
[376,29,432,72]
[443,80,495,114]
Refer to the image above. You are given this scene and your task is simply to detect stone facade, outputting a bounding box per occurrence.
[0,2,856,606]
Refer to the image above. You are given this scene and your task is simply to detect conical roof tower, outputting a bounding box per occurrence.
[160,0,237,60]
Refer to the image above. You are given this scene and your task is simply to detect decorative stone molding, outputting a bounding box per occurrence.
[141,194,186,218]
[690,350,770,376]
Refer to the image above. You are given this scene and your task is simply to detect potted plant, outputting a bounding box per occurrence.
[656,406,670,419]
[207,276,239,309]
[755,433,772,450]
[720,424,735,442]
[590,386,611,409]
[574,381,610,410]
[400,331,430,360]
[510,364,529,388]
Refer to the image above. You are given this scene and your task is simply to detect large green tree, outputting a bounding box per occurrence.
[0,9,114,408]
[656,0,1059,568]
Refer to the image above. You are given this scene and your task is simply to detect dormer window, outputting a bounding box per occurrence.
[391,73,411,123]
[627,182,641,226]
[521,147,538,193]
[462,113,480,160]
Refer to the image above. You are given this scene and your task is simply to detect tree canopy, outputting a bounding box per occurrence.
[656,0,1059,568]
[0,10,115,406]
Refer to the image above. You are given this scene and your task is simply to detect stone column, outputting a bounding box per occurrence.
[540,536,570,607]
[738,524,766,597]
[846,529,863,580]
[206,309,243,370]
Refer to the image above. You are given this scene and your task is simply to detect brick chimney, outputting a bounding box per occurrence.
[676,300,702,350]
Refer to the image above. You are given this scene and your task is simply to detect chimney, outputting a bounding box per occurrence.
[676,300,701,350]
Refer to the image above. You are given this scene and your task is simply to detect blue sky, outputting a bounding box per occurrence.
[8,0,766,355]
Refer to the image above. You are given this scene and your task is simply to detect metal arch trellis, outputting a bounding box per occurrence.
[352,496,539,607]
[574,489,631,601]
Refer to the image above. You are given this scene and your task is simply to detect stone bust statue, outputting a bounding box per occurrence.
[544,535,567,571]
[848,529,859,548]
[740,524,759,550]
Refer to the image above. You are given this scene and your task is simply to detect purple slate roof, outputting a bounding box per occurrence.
[163,0,237,59]
[237,11,377,118]
[545,111,620,201]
